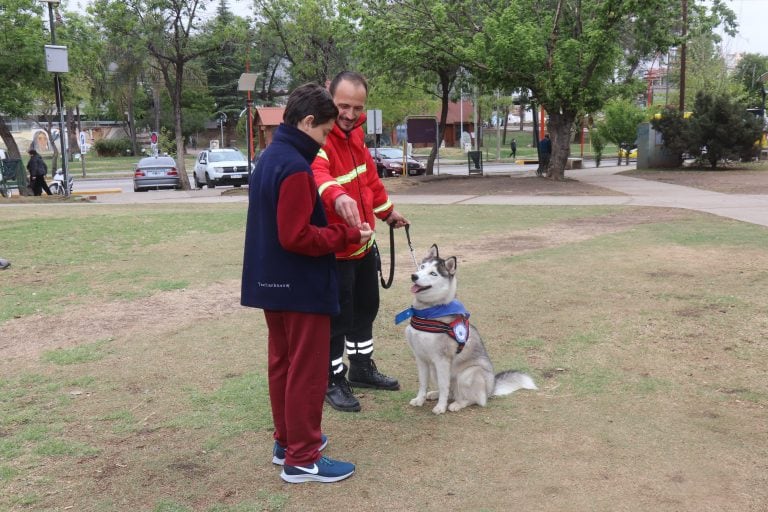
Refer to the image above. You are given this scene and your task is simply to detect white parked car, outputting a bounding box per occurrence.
[193,148,249,189]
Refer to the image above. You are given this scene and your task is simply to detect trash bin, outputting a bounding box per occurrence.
[467,150,483,175]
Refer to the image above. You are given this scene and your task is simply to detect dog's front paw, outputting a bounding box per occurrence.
[410,396,426,407]
[425,391,439,401]
[448,401,466,412]
[431,403,447,415]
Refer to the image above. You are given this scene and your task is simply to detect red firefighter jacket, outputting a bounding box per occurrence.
[311,112,394,259]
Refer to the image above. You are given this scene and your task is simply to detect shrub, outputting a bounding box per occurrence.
[651,93,763,169]
[93,138,132,157]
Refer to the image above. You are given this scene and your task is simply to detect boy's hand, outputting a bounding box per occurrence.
[358,222,373,243]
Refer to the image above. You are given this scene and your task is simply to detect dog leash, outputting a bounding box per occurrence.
[375,223,418,290]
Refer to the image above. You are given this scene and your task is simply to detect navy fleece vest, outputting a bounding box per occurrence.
[241,123,339,315]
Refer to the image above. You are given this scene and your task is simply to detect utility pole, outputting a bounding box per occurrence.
[679,0,688,112]
[41,0,69,197]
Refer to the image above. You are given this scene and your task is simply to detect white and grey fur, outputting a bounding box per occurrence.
[406,244,537,414]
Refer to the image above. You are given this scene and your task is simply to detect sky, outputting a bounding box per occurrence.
[718,0,768,56]
[72,0,767,56]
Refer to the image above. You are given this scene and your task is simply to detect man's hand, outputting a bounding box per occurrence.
[385,209,409,229]
[334,194,361,227]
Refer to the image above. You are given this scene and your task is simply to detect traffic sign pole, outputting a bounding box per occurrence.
[79,132,87,177]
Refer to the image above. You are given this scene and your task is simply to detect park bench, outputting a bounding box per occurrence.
[0,158,24,198]
[565,157,583,169]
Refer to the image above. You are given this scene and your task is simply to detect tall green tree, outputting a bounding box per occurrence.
[255,0,353,85]
[90,0,152,156]
[94,0,224,188]
[732,53,768,110]
[0,0,48,158]
[201,0,253,145]
[597,99,646,165]
[52,10,104,160]
[356,0,469,174]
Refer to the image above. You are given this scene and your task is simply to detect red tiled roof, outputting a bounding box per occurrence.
[255,107,284,126]
[443,100,474,124]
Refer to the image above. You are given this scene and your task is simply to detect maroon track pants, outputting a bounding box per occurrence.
[263,310,330,466]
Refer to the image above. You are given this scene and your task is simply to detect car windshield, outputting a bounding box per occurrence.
[209,150,245,162]
[375,148,404,159]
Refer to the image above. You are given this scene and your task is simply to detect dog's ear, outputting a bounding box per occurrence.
[445,256,457,276]
[427,244,439,259]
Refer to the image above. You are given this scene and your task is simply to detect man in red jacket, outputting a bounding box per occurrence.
[312,71,409,412]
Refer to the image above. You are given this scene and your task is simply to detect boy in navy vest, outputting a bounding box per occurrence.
[242,83,371,483]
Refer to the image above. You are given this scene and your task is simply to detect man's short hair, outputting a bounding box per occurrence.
[283,83,339,127]
[329,71,369,97]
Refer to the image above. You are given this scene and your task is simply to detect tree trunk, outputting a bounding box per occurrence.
[0,118,31,195]
[547,110,576,180]
[427,70,452,176]
[0,118,22,158]
[173,64,190,190]
[67,106,78,159]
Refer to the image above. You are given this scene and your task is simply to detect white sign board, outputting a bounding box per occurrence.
[44,45,69,73]
[366,109,382,135]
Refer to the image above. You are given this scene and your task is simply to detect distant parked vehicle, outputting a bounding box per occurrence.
[193,148,249,189]
[49,168,74,195]
[619,145,638,159]
[133,156,181,192]
[368,147,426,177]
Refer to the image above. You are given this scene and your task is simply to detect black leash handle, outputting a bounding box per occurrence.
[375,222,416,290]
[375,223,396,289]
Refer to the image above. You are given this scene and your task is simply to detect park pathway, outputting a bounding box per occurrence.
[391,164,768,229]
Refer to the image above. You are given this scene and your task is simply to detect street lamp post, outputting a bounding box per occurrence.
[218,112,227,147]
[238,73,259,171]
[41,0,69,196]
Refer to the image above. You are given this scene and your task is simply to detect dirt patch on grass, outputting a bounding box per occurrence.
[384,174,624,196]
[0,281,240,361]
[621,167,768,194]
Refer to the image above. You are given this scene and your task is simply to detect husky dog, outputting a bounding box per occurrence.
[400,244,537,414]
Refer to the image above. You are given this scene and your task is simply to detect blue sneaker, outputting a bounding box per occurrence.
[281,455,355,483]
[272,434,328,465]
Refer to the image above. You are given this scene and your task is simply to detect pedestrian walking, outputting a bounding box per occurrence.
[509,138,517,159]
[26,149,51,196]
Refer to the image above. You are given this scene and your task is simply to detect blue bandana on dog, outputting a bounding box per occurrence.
[395,300,471,353]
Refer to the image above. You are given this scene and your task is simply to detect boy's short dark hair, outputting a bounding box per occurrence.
[284,83,339,127]
[329,71,369,97]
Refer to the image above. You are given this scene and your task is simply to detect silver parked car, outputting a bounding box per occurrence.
[193,148,249,188]
[133,156,181,192]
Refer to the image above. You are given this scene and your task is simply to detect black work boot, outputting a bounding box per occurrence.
[348,358,400,390]
[325,375,361,412]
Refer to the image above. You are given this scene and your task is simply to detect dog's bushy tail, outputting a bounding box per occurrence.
[492,371,538,396]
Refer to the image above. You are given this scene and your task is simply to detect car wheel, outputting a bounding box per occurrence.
[206,173,215,189]
[193,173,202,189]
[234,183,241,188]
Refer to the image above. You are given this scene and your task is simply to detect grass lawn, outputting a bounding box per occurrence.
[1,202,767,511]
